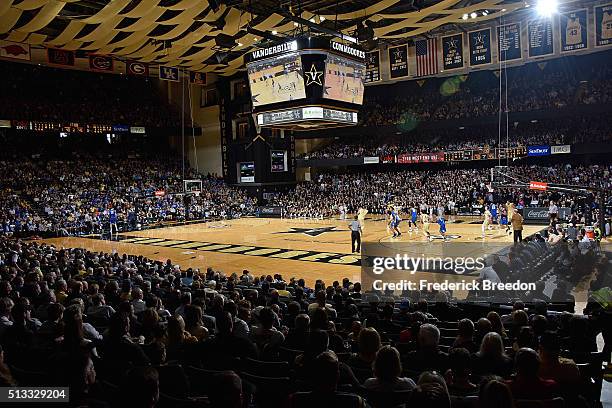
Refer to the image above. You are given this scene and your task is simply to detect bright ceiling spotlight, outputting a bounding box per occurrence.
[536,0,558,17]
[462,13,468,19]
[320,16,326,21]
[272,30,278,34]
[470,12,477,18]
[482,10,488,16]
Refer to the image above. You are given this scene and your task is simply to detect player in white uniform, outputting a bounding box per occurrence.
[357,207,368,231]
[482,207,492,238]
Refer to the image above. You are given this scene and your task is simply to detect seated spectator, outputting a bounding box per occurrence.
[290,351,365,408]
[284,313,310,350]
[201,311,257,363]
[347,327,381,370]
[183,304,209,341]
[209,371,243,408]
[487,311,508,340]
[472,332,513,378]
[0,345,16,386]
[506,348,560,400]
[101,312,149,367]
[86,293,115,320]
[250,306,285,353]
[479,377,515,408]
[452,318,478,353]
[412,371,451,408]
[444,348,478,396]
[119,367,160,408]
[364,345,416,392]
[405,324,449,373]
[308,290,337,319]
[538,330,580,387]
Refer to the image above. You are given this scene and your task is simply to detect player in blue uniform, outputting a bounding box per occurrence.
[409,206,418,232]
[437,215,447,241]
[500,207,509,231]
[490,203,498,227]
[389,207,402,238]
[109,208,118,236]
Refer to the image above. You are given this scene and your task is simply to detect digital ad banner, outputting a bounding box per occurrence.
[388,44,409,78]
[560,9,588,52]
[469,28,492,66]
[442,33,464,70]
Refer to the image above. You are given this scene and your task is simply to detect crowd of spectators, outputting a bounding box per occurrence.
[0,235,608,407]
[0,148,256,237]
[272,164,612,219]
[300,116,612,160]
[0,62,184,128]
[359,51,612,126]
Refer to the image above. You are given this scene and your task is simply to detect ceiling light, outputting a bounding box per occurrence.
[320,16,326,21]
[482,10,489,16]
[293,22,299,27]
[462,13,468,20]
[470,12,477,18]
[536,0,558,17]
[237,42,242,46]
[272,30,278,34]
[502,8,507,11]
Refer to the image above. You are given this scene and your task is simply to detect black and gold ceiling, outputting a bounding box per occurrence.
[0,0,540,75]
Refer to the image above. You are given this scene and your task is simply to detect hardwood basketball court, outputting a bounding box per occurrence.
[40,216,543,292]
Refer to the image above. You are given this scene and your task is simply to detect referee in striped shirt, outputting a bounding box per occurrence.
[349,215,362,253]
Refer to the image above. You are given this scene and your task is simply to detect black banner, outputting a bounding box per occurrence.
[388,44,408,78]
[469,28,492,66]
[365,50,381,83]
[257,206,283,218]
[560,9,588,52]
[497,23,522,62]
[442,34,464,70]
[528,19,554,57]
[595,4,612,47]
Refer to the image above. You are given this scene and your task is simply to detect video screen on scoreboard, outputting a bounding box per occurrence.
[323,54,365,105]
[239,162,255,183]
[247,54,306,107]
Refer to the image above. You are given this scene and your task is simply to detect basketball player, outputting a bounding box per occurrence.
[482,206,492,239]
[109,207,118,237]
[437,215,448,241]
[409,206,418,232]
[389,207,402,238]
[357,207,368,230]
[500,206,509,235]
[421,210,431,241]
[505,201,515,235]
[490,203,499,229]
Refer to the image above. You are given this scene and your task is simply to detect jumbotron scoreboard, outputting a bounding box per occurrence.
[245,37,366,130]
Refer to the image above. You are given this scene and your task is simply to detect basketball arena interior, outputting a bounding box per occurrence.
[0,0,611,407]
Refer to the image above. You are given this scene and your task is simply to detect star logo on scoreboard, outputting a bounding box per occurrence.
[305,63,323,86]
[277,226,338,237]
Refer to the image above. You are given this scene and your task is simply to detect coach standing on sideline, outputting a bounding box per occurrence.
[350,215,362,253]
[511,209,524,243]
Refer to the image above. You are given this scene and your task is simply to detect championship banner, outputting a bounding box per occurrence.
[551,144,571,154]
[388,44,408,78]
[594,3,612,47]
[468,28,492,66]
[528,19,554,57]
[89,55,113,72]
[560,9,588,52]
[190,71,206,85]
[126,61,149,76]
[497,23,522,62]
[0,41,30,61]
[441,34,464,70]
[159,66,179,82]
[47,48,74,66]
[397,152,444,164]
[365,50,381,83]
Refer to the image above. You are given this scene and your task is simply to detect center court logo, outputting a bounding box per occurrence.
[277,226,338,237]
